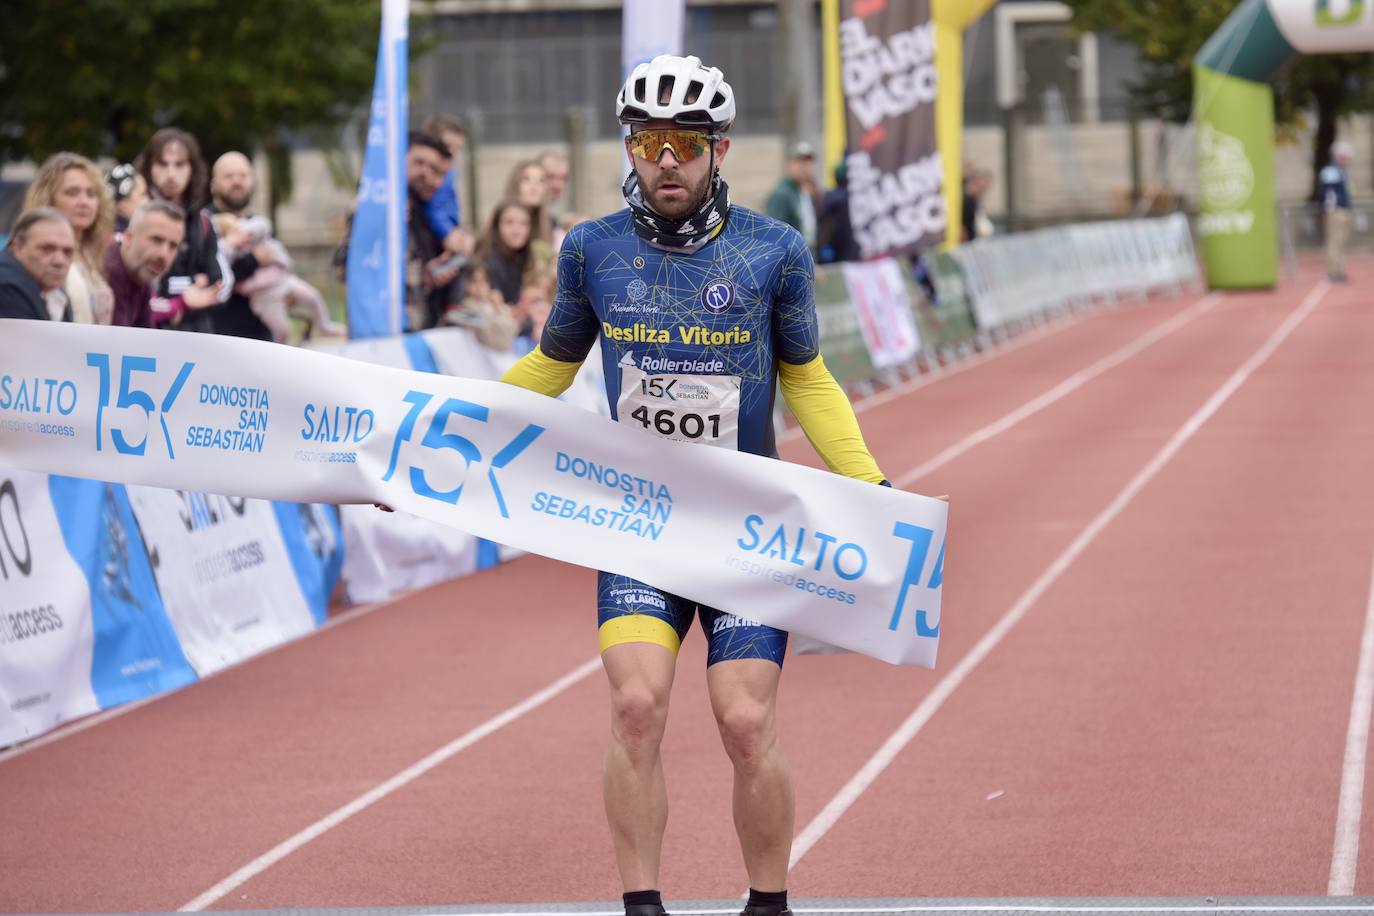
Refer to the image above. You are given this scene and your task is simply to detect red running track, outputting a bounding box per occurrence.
[3,261,1373,912]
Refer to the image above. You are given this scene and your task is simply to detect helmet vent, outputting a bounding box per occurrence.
[658,76,676,106]
[685,80,704,105]
[634,77,647,102]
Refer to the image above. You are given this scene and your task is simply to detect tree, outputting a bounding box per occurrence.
[0,0,380,189]
[1063,0,1374,199]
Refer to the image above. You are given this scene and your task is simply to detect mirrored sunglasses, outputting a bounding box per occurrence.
[627,129,715,163]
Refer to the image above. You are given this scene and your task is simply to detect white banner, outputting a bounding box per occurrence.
[309,327,606,603]
[841,259,922,369]
[0,322,947,667]
[123,487,320,675]
[0,471,204,745]
[0,471,100,741]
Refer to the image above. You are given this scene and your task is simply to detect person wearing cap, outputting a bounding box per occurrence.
[765,141,819,254]
[499,54,891,916]
[1320,140,1355,282]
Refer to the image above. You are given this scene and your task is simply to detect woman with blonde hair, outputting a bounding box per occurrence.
[23,152,116,324]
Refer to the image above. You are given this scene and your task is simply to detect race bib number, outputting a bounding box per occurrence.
[617,364,740,450]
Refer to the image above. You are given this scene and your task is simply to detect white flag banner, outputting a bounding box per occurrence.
[841,259,922,369]
[0,322,947,667]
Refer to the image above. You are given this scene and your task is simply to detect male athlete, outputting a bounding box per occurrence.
[501,55,888,916]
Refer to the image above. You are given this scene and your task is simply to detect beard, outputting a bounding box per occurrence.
[640,167,711,220]
[215,188,254,213]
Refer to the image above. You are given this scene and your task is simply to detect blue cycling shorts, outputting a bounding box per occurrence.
[597,571,788,667]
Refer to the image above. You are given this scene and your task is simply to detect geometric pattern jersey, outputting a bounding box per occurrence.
[539,205,821,459]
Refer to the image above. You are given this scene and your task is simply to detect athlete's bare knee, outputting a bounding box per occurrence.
[715,699,776,772]
[610,683,669,757]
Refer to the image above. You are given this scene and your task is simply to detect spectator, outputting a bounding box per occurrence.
[961,166,994,243]
[441,261,520,351]
[476,198,547,337]
[1321,139,1355,283]
[817,161,859,264]
[0,207,75,321]
[137,127,229,332]
[517,262,556,344]
[765,141,818,253]
[503,159,553,246]
[212,212,343,342]
[420,113,474,257]
[104,201,186,328]
[106,163,148,233]
[539,149,571,216]
[23,152,116,324]
[405,130,463,330]
[209,150,293,340]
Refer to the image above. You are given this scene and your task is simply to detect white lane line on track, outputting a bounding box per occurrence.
[0,587,411,765]
[789,280,1331,871]
[893,293,1221,488]
[178,656,603,912]
[1328,549,1374,895]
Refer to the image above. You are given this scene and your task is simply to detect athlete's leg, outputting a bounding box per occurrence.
[602,641,677,892]
[707,653,793,892]
[598,574,694,896]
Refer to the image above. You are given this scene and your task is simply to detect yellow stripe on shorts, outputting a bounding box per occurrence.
[598,614,681,655]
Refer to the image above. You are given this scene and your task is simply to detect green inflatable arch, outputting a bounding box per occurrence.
[1195,0,1374,288]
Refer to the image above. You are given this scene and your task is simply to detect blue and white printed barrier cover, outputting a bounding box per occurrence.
[310,327,608,603]
[0,321,948,671]
[0,468,341,745]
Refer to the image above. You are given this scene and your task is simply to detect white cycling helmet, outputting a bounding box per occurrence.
[616,54,736,131]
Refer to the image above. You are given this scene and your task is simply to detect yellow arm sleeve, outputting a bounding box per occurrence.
[778,354,886,484]
[500,344,584,398]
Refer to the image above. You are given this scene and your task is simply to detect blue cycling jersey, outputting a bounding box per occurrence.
[539,205,820,458]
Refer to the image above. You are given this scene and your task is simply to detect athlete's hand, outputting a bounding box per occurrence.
[881,479,948,501]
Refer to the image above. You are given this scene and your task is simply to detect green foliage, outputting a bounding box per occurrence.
[1064,0,1238,121]
[1064,0,1374,123]
[0,0,380,166]
[1065,0,1374,194]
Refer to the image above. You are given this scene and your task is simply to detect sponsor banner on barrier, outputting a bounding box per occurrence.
[839,0,944,259]
[0,471,100,742]
[338,502,479,605]
[0,322,947,667]
[0,472,199,745]
[840,259,921,369]
[123,488,323,676]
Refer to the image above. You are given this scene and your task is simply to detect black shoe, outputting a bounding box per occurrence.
[741,908,791,916]
[626,905,667,916]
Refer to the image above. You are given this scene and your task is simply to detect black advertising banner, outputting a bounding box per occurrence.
[840,0,943,258]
